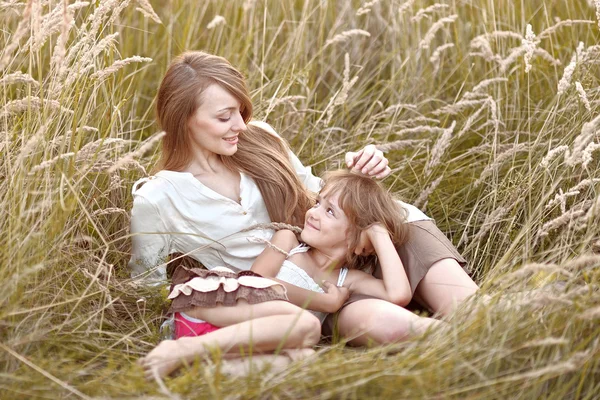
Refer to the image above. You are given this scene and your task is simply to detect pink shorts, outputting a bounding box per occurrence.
[174,312,221,339]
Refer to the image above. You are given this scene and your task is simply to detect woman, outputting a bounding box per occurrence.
[130,51,478,353]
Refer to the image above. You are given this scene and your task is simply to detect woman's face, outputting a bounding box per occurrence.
[301,190,351,254]
[187,83,247,157]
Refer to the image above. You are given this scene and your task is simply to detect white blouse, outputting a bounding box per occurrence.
[128,123,431,284]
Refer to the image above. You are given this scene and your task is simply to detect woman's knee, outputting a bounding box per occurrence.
[295,311,321,347]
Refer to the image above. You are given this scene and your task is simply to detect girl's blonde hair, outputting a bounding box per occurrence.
[155,51,312,226]
[320,170,409,271]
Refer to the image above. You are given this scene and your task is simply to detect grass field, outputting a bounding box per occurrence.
[2,0,600,398]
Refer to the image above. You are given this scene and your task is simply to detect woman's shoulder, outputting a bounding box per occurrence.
[131,170,184,202]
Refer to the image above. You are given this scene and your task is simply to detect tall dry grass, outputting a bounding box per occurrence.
[1,0,600,398]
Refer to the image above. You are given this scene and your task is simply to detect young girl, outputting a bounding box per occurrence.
[140,170,439,378]
[250,169,439,337]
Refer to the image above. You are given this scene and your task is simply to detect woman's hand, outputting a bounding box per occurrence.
[321,281,350,313]
[354,223,389,256]
[345,144,391,179]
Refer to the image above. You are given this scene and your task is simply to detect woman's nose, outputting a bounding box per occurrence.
[232,112,247,132]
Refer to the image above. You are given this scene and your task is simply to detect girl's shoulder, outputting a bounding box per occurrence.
[271,229,301,252]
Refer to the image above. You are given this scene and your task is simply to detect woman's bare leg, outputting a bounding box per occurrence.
[139,307,320,378]
[414,258,479,317]
[334,299,440,346]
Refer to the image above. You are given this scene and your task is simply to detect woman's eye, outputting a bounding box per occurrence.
[219,117,231,122]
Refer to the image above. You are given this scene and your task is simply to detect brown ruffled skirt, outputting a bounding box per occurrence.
[167,254,288,314]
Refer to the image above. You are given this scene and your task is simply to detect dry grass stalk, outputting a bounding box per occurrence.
[207,15,226,30]
[538,19,595,39]
[432,98,488,116]
[520,337,569,348]
[0,0,25,12]
[523,24,536,73]
[413,176,442,209]
[575,81,592,112]
[558,42,585,95]
[581,141,600,168]
[462,78,508,100]
[457,104,487,137]
[75,138,130,162]
[376,139,430,152]
[566,112,600,166]
[394,125,446,137]
[472,206,508,244]
[135,0,161,24]
[30,1,89,53]
[411,4,449,22]
[424,120,456,176]
[91,56,152,81]
[107,131,165,173]
[0,71,40,88]
[545,188,577,213]
[324,29,371,48]
[247,237,290,256]
[419,14,457,50]
[580,306,600,320]
[1,96,74,118]
[240,222,302,234]
[29,152,75,174]
[92,207,128,217]
[540,145,569,169]
[474,143,529,187]
[398,0,415,16]
[356,0,379,16]
[430,43,454,73]
[325,53,359,125]
[538,208,586,238]
[595,0,600,28]
[0,0,32,69]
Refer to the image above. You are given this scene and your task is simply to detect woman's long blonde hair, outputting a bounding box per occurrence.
[155,51,312,226]
[320,170,409,271]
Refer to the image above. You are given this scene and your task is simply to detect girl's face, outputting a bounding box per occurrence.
[301,190,351,254]
[187,83,247,157]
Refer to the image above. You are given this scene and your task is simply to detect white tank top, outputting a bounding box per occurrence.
[275,244,348,324]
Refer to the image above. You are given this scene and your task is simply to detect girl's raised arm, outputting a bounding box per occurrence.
[345,224,412,306]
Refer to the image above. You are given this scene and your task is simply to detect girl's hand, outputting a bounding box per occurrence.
[322,281,350,313]
[345,144,391,179]
[354,223,388,256]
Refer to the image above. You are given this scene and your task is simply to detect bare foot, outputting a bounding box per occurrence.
[138,340,192,380]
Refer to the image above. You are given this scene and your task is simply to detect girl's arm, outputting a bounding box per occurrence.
[344,224,412,306]
[251,230,349,313]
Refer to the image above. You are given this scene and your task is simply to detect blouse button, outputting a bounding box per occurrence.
[243,211,248,215]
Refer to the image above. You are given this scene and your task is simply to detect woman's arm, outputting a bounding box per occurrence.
[345,224,412,306]
[129,194,170,283]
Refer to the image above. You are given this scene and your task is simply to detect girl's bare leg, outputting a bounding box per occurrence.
[414,258,479,317]
[334,299,440,346]
[139,307,320,379]
[184,300,304,326]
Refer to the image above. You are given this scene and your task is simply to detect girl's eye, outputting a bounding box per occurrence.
[219,117,231,122]
[327,208,334,216]
[313,200,320,207]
